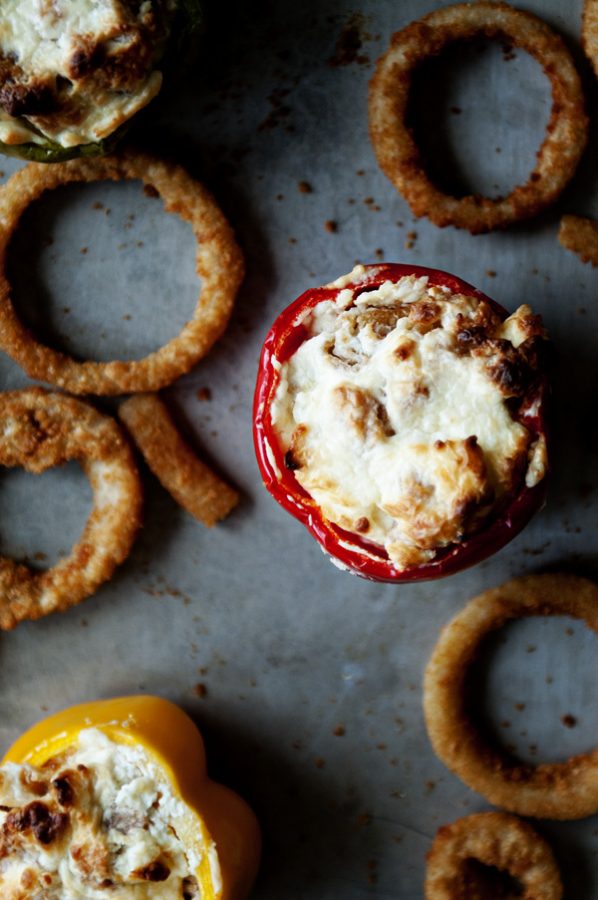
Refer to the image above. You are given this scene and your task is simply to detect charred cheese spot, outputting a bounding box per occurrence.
[456,325,487,349]
[183,876,201,899]
[5,800,68,846]
[0,78,56,118]
[284,448,301,471]
[130,859,171,882]
[393,336,416,361]
[52,774,75,808]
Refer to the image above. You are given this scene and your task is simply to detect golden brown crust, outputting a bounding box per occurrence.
[582,0,598,79]
[558,214,598,266]
[369,1,588,234]
[0,388,142,629]
[424,573,598,819]
[425,812,562,899]
[119,393,239,528]
[0,149,244,395]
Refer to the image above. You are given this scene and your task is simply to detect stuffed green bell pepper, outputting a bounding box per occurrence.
[0,0,203,163]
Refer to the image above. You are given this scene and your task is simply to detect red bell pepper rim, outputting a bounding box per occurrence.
[253,263,549,583]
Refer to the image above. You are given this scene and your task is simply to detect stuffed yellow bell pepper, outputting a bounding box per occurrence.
[0,695,260,899]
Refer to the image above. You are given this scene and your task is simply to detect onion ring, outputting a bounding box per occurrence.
[369,1,588,234]
[582,0,598,79]
[424,573,598,819]
[0,148,244,395]
[119,393,239,527]
[425,811,562,900]
[0,387,142,629]
[558,214,598,266]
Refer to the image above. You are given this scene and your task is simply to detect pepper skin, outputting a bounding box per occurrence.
[3,695,260,900]
[254,262,549,583]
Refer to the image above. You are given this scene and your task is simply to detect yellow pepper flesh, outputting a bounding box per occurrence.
[2,695,261,900]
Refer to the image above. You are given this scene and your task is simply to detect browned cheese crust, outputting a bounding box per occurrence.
[0,763,107,894]
[119,393,239,527]
[582,0,598,80]
[558,214,598,266]
[368,1,588,234]
[0,388,142,629]
[425,812,562,900]
[0,148,244,394]
[424,573,598,819]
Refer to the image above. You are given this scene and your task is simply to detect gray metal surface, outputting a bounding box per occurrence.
[0,0,597,896]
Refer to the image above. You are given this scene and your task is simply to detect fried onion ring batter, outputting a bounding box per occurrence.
[558,214,598,266]
[0,388,142,629]
[424,573,598,819]
[0,149,244,394]
[583,0,598,80]
[119,393,239,527]
[369,1,588,234]
[425,812,562,899]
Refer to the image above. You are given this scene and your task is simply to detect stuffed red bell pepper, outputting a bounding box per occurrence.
[254,263,549,583]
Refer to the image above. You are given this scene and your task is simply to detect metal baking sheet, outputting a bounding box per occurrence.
[0,0,597,896]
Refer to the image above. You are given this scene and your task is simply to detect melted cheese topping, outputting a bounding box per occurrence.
[271,269,546,568]
[0,0,175,148]
[0,729,207,898]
